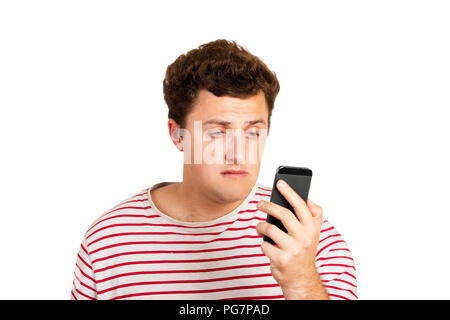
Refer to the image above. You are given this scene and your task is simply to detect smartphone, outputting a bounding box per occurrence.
[262,166,313,245]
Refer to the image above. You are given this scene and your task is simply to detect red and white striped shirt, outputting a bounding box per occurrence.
[71,182,357,300]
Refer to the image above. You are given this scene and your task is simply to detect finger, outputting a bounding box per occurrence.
[307,198,324,224]
[276,179,313,228]
[260,240,286,263]
[256,221,295,251]
[257,200,303,238]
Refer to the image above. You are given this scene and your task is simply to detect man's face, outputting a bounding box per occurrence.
[178,89,269,202]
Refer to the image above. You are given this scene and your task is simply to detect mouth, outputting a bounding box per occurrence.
[221,170,248,178]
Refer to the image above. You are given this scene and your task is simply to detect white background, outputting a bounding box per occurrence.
[0,0,449,299]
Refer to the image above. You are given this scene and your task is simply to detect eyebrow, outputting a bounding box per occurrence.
[202,118,267,127]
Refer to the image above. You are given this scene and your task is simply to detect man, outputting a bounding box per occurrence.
[71,39,357,300]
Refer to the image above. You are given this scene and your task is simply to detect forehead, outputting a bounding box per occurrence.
[187,89,268,123]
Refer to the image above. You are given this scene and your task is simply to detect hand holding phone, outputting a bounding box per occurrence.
[262,166,312,245]
[257,166,330,298]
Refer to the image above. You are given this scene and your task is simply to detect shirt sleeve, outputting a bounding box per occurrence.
[316,218,358,300]
[70,236,97,300]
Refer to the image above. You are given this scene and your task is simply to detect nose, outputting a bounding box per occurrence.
[224,129,246,165]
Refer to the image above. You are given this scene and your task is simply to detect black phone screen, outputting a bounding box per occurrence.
[262,166,313,245]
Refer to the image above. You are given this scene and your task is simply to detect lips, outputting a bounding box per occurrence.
[221,170,248,174]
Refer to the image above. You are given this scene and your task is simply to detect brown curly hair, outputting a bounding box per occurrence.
[163,39,280,133]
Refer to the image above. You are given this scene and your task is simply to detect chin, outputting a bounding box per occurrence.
[215,179,253,200]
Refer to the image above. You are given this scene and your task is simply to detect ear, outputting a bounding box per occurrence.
[168,119,183,152]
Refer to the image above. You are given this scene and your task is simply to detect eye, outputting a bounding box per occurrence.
[246,131,260,137]
[208,131,224,137]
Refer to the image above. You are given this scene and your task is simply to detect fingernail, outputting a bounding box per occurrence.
[277,179,286,188]
[257,200,263,208]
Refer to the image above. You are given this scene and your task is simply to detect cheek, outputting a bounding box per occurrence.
[202,138,226,164]
[247,138,264,162]
[191,162,221,174]
[247,164,261,179]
